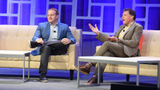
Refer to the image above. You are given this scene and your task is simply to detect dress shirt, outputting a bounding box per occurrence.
[48,24,58,41]
[118,22,133,39]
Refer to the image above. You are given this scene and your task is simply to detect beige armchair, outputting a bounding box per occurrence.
[30,27,82,80]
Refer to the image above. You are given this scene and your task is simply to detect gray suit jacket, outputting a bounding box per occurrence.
[96,22,143,56]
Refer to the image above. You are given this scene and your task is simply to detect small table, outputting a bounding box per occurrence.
[77,56,160,88]
[0,50,30,82]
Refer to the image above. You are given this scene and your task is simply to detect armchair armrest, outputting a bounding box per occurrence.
[68,43,81,69]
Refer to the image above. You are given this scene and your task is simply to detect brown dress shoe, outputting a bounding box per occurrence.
[79,63,92,75]
[87,76,97,84]
[87,75,103,85]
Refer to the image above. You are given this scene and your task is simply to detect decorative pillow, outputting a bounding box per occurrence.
[138,35,143,51]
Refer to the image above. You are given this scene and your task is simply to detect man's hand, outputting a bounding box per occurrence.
[88,23,100,35]
[61,38,71,45]
[36,38,44,44]
[108,36,118,42]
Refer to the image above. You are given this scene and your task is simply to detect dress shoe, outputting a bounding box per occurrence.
[39,72,48,83]
[30,41,42,48]
[79,63,92,75]
[87,76,97,84]
[79,65,90,75]
[87,76,103,85]
[39,77,48,83]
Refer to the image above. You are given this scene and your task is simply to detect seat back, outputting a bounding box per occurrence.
[0,25,37,51]
[140,30,160,57]
[0,25,81,52]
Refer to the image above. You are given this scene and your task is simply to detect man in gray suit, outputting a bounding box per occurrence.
[79,8,143,85]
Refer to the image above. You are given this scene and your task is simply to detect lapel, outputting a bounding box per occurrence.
[46,22,50,37]
[116,25,125,37]
[57,22,61,39]
[123,21,136,37]
[119,25,125,33]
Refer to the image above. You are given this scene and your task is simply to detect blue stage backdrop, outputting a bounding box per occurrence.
[0,0,160,56]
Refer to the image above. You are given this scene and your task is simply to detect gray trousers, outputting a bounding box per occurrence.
[91,41,127,78]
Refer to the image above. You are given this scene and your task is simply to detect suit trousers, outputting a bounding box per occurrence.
[92,41,127,78]
[39,42,69,74]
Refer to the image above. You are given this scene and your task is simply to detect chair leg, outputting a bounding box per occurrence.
[70,70,74,80]
[126,74,130,82]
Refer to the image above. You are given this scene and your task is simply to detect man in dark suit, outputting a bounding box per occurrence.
[79,8,143,85]
[31,8,76,83]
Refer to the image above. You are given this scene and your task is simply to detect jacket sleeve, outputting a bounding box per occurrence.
[32,24,42,41]
[96,32,109,42]
[66,26,76,44]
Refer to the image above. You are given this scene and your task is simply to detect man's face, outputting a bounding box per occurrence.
[47,10,58,23]
[122,11,133,26]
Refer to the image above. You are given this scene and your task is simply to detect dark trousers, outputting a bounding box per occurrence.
[39,42,69,74]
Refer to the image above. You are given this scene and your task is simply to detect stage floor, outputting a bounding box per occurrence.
[0,68,157,90]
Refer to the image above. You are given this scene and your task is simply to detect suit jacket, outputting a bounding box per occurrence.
[31,22,76,56]
[96,22,143,57]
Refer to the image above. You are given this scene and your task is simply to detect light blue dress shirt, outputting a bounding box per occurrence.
[48,24,58,41]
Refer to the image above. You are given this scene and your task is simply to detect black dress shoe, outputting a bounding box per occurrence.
[39,72,48,83]
[40,77,48,83]
[30,41,42,48]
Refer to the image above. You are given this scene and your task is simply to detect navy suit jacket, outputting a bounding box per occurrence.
[31,22,76,56]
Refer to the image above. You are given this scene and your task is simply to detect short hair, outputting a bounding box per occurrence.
[124,8,136,20]
[48,8,59,15]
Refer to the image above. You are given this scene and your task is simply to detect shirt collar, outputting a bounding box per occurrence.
[125,21,134,28]
[50,23,58,27]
